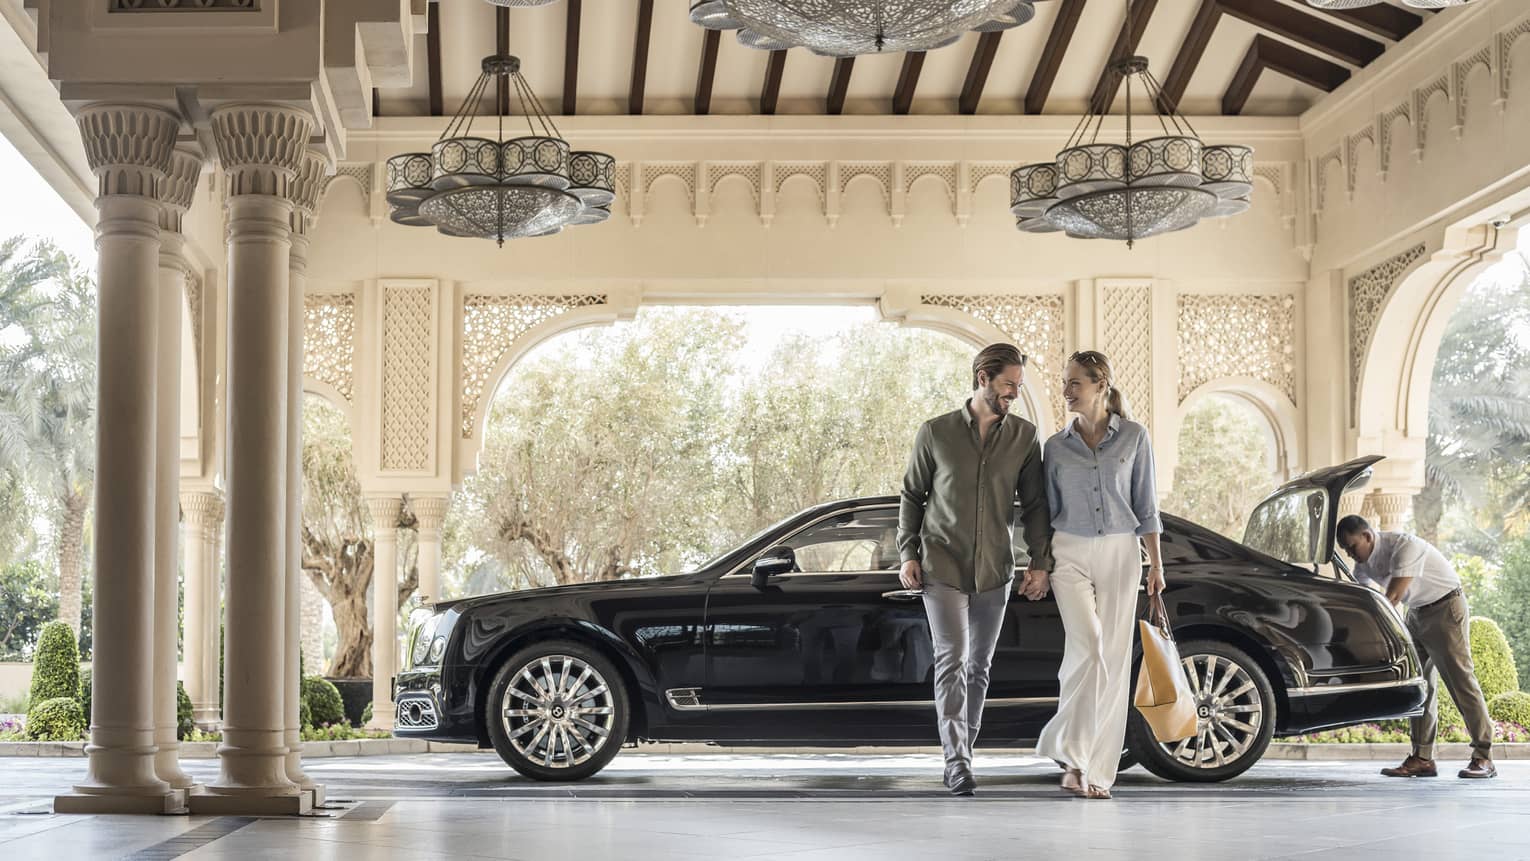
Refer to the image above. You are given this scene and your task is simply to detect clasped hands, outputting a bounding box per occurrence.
[1017,568,1049,601]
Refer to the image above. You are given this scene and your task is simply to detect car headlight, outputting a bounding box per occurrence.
[410,614,441,666]
[427,635,447,664]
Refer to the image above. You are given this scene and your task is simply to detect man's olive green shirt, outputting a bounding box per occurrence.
[898,400,1054,594]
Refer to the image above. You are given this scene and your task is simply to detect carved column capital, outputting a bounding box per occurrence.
[76,103,181,199]
[181,490,225,530]
[1368,491,1413,532]
[364,495,404,533]
[209,104,314,199]
[157,146,204,234]
[409,495,450,540]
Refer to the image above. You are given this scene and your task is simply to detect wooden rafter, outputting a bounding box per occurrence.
[760,49,787,115]
[629,0,655,116]
[892,51,925,115]
[1309,4,1422,43]
[1024,0,1086,115]
[563,0,582,116]
[1158,0,1219,114]
[1089,0,1160,114]
[496,7,509,116]
[959,32,1003,116]
[1217,0,1383,67]
[827,57,855,115]
[695,28,721,115]
[1223,34,1349,116]
[426,0,442,116]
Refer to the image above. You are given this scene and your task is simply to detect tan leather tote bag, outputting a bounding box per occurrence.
[1133,593,1198,743]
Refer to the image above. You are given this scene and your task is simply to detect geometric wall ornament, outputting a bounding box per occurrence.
[1347,243,1427,420]
[304,291,357,403]
[1177,294,1297,404]
[381,283,437,472]
[920,293,1067,426]
[324,163,374,211]
[1101,283,1153,434]
[459,294,608,438]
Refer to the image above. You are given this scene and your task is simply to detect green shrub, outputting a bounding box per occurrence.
[176,681,194,740]
[25,696,85,741]
[1489,691,1530,728]
[29,621,79,704]
[299,699,313,730]
[361,701,373,727]
[300,676,345,727]
[76,668,91,728]
[1438,616,1519,729]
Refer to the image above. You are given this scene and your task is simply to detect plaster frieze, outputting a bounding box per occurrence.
[1101,284,1154,434]
[459,294,607,439]
[304,292,356,405]
[380,283,437,473]
[75,104,180,198]
[919,293,1067,423]
[209,104,313,198]
[1347,243,1427,422]
[1177,294,1296,405]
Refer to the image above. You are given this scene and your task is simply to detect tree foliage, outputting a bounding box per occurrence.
[0,560,58,660]
[1162,396,1275,540]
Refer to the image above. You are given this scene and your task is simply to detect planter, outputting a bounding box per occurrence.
[326,677,372,727]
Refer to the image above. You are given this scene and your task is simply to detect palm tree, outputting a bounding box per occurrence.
[0,239,97,636]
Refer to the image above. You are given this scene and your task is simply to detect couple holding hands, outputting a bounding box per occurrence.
[897,343,1162,799]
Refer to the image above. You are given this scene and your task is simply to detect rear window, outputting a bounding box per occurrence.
[1243,487,1328,566]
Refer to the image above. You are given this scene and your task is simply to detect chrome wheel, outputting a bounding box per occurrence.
[1159,652,1263,770]
[501,654,616,769]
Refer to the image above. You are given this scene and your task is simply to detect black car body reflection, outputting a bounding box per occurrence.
[396,457,1427,782]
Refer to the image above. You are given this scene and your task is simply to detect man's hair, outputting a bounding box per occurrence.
[1336,514,1371,541]
[972,343,1027,389]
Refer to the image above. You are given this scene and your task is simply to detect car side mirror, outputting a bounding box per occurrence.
[752,545,796,589]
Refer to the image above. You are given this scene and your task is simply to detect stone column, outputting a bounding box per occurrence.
[282,150,328,802]
[180,491,223,729]
[411,496,450,605]
[194,104,312,815]
[152,146,203,791]
[203,495,225,727]
[58,103,181,815]
[1370,492,1412,533]
[365,495,403,731]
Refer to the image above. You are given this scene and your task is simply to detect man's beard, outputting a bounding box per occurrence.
[984,387,1010,416]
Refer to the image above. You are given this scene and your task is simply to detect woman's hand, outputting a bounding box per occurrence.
[1145,565,1166,596]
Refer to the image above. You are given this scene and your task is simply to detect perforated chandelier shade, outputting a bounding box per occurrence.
[688,0,1037,57]
[1303,0,1474,8]
[1009,55,1252,247]
[385,54,614,246]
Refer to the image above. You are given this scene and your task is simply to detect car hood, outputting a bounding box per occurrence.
[432,572,701,615]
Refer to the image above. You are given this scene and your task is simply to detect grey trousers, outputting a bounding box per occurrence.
[1407,591,1494,760]
[922,578,1011,768]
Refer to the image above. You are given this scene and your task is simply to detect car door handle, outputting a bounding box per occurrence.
[881,588,925,602]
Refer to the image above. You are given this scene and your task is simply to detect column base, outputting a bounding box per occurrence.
[188,788,313,816]
[304,784,326,808]
[54,788,188,815]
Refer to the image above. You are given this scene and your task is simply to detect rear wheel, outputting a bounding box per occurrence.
[1127,639,1275,783]
[485,640,630,782]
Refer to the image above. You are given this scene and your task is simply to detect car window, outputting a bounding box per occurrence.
[782,507,901,573]
[1243,487,1328,567]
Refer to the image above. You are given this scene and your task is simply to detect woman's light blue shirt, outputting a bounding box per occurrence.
[1044,413,1162,538]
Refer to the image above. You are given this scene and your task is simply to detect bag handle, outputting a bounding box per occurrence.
[1142,592,1171,637]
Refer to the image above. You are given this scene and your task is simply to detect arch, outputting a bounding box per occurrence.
[303,379,355,427]
[317,171,368,219]
[1179,377,1301,482]
[842,172,889,206]
[710,172,758,205]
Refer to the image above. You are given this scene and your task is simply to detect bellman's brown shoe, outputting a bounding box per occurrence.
[1458,757,1497,779]
[1380,755,1437,778]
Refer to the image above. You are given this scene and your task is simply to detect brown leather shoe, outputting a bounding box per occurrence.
[1458,757,1497,779]
[1380,755,1437,778]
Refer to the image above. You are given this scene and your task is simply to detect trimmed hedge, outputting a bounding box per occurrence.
[1489,691,1530,728]
[77,668,91,728]
[29,621,80,704]
[299,700,313,730]
[361,701,373,727]
[177,681,194,740]
[1438,617,1519,730]
[26,696,85,741]
[301,675,345,727]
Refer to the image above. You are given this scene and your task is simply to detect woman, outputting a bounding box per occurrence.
[1035,350,1164,800]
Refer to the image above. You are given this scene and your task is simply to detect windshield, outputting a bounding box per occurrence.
[1243,487,1329,567]
[685,510,801,573]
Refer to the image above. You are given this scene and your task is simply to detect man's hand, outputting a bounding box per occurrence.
[1019,568,1050,601]
[899,559,923,590]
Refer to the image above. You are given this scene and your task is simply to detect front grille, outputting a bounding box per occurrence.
[395,695,439,730]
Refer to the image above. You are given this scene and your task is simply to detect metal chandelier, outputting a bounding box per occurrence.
[688,1,1037,57]
[385,53,614,246]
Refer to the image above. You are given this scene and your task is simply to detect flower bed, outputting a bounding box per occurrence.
[1293,720,1530,744]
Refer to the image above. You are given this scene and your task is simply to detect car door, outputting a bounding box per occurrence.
[698,504,935,741]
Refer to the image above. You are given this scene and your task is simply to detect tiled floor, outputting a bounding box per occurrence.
[2,752,1527,860]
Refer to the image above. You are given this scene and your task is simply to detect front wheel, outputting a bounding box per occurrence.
[485,640,630,782]
[1127,639,1275,783]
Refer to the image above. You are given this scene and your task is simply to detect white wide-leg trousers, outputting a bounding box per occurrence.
[1036,531,1141,790]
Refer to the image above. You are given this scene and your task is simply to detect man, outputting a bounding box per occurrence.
[898,343,1053,796]
[1336,514,1496,779]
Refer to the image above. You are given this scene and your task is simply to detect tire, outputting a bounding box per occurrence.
[484,640,630,782]
[1127,639,1276,783]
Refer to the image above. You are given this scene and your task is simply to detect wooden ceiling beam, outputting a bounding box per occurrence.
[695,28,721,115]
[827,57,855,115]
[959,31,1004,115]
[1157,0,1220,114]
[1089,0,1160,114]
[629,0,655,116]
[760,49,787,115]
[1222,34,1349,116]
[426,0,442,116]
[496,6,509,116]
[1024,0,1086,115]
[563,0,582,116]
[1309,4,1423,43]
[1217,0,1384,67]
[892,51,925,115]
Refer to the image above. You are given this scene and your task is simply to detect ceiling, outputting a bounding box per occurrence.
[374,0,1435,120]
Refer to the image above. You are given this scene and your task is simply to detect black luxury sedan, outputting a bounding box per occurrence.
[395,456,1427,783]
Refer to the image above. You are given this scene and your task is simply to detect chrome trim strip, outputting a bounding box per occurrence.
[665,688,1057,712]
[1287,677,1426,697]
